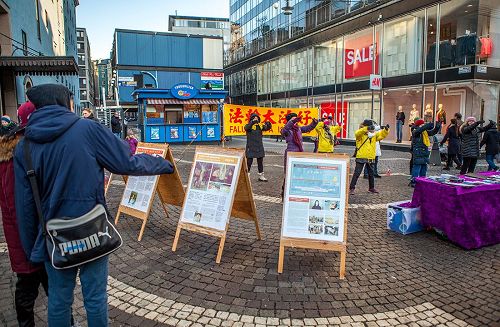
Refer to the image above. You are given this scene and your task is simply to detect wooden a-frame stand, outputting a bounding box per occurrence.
[114,143,185,241]
[277,152,350,279]
[172,147,261,263]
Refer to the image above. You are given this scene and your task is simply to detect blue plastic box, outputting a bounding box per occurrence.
[387,201,424,235]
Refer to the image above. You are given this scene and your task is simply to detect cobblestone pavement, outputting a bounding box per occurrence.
[0,142,498,327]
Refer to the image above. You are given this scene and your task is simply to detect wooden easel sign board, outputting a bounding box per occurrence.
[115,143,184,241]
[278,152,350,279]
[172,146,260,263]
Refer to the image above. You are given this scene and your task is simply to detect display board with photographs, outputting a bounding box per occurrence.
[278,153,350,278]
[172,146,260,263]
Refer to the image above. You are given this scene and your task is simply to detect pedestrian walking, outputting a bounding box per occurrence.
[440,118,462,170]
[364,124,382,179]
[111,111,122,138]
[126,128,138,155]
[82,108,99,122]
[314,116,341,153]
[349,119,389,195]
[244,113,272,182]
[395,106,405,143]
[459,117,495,174]
[0,101,50,327]
[480,121,499,171]
[14,84,175,327]
[281,113,318,198]
[409,119,441,187]
[454,112,464,165]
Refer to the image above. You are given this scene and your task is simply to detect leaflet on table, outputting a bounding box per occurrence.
[282,157,347,242]
[120,147,166,213]
[181,152,240,231]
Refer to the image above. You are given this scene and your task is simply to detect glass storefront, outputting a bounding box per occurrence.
[382,88,423,141]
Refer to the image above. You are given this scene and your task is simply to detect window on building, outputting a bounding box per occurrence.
[35,0,41,40]
[21,30,28,55]
[82,78,86,85]
[187,20,201,28]
[206,21,217,29]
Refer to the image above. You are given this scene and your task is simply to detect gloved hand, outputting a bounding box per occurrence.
[477,120,485,124]
[384,124,390,131]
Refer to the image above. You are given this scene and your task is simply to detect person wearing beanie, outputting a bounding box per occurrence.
[409,119,441,187]
[15,83,175,326]
[244,113,272,182]
[364,123,383,179]
[281,113,318,198]
[0,103,48,327]
[314,116,342,154]
[459,117,495,174]
[17,101,36,128]
[349,119,389,195]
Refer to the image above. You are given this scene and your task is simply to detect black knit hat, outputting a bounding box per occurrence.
[26,84,72,110]
[362,119,374,127]
[286,113,298,122]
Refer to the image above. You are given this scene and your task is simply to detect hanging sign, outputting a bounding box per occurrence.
[344,32,380,79]
[278,153,350,278]
[370,74,382,90]
[171,83,199,100]
[223,104,319,136]
[201,72,224,90]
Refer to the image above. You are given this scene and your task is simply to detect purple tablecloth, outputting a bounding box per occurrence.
[410,172,500,249]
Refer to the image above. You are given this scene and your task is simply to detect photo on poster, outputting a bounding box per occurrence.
[308,215,324,224]
[325,200,341,211]
[325,215,339,225]
[309,199,324,210]
[324,225,339,236]
[207,126,215,138]
[210,164,235,185]
[289,162,341,198]
[308,224,323,234]
[170,127,179,139]
[128,191,138,205]
[194,211,202,222]
[150,127,160,140]
[188,126,197,139]
[191,162,213,191]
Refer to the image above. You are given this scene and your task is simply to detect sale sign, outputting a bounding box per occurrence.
[319,102,348,138]
[344,32,380,79]
[223,104,319,136]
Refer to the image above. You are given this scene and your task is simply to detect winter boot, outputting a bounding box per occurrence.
[258,172,268,182]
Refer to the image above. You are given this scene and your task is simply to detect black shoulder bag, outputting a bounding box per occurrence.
[23,139,122,270]
[352,136,370,158]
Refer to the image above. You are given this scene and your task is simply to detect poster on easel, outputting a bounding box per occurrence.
[278,152,350,278]
[172,146,261,263]
[114,143,185,241]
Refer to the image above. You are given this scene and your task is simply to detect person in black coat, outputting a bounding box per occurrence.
[480,122,499,171]
[440,118,462,170]
[459,117,495,174]
[245,113,272,181]
[111,112,122,137]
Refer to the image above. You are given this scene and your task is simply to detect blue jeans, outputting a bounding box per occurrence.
[411,163,428,185]
[45,256,109,327]
[113,132,121,138]
[486,154,498,171]
[396,120,403,141]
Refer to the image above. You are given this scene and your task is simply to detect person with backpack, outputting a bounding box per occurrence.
[410,119,441,187]
[459,117,495,174]
[14,84,175,327]
[480,121,499,171]
[244,113,272,182]
[349,119,389,195]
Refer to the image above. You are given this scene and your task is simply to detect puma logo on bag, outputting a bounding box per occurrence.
[58,226,112,256]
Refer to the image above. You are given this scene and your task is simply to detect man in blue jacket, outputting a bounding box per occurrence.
[14,84,174,326]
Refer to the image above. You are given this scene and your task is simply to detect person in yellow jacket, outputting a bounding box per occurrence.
[315,116,342,153]
[349,119,390,195]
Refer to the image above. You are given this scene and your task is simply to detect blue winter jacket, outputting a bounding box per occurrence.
[14,105,174,263]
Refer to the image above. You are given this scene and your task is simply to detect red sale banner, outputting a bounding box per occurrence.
[344,33,380,79]
[319,102,348,138]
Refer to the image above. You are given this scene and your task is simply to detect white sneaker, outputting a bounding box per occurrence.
[258,172,268,182]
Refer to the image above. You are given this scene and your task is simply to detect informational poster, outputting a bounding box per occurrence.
[180,152,241,231]
[223,104,319,136]
[170,127,179,139]
[188,126,197,139]
[150,127,160,140]
[201,72,224,90]
[282,157,347,242]
[207,126,215,138]
[120,147,166,213]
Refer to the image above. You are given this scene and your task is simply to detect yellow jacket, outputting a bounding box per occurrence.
[315,122,341,153]
[354,126,389,160]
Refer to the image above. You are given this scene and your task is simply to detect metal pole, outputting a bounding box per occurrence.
[433,4,441,128]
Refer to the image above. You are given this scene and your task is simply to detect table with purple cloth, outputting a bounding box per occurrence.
[410,171,500,249]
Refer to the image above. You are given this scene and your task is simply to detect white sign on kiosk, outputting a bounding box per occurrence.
[180,152,241,231]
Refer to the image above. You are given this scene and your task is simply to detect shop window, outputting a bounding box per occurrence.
[201,104,218,123]
[183,104,201,123]
[425,6,438,70]
[290,49,308,90]
[343,92,380,139]
[382,88,423,142]
[438,0,479,68]
[314,41,336,87]
[477,0,499,66]
[383,10,424,77]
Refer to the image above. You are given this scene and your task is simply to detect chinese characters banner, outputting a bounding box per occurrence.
[223,104,319,136]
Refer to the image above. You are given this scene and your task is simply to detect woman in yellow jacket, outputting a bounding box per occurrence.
[315,116,342,153]
[349,119,389,195]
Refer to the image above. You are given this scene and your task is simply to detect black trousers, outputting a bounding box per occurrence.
[350,161,374,190]
[247,157,264,173]
[446,154,461,168]
[460,157,477,175]
[16,268,48,327]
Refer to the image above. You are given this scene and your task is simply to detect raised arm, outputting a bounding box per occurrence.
[355,126,368,140]
[478,120,495,133]
[261,121,272,132]
[281,118,296,137]
[244,120,257,132]
[376,127,389,141]
[300,119,319,133]
[427,122,442,136]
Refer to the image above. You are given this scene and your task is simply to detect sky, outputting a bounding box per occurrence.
[76,0,230,60]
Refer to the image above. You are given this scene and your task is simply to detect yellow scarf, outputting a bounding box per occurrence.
[252,123,264,131]
[422,130,430,147]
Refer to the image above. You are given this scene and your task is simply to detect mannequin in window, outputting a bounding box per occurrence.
[395,106,405,143]
[437,104,446,133]
[424,104,433,123]
[408,104,419,141]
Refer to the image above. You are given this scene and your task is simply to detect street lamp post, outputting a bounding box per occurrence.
[282,0,294,39]
[140,71,158,88]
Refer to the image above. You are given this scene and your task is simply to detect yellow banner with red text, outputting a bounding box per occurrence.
[223,104,319,136]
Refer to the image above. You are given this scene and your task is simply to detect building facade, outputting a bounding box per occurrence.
[95,58,111,106]
[225,0,500,142]
[0,0,80,117]
[77,27,95,110]
[110,29,225,142]
[168,15,230,51]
